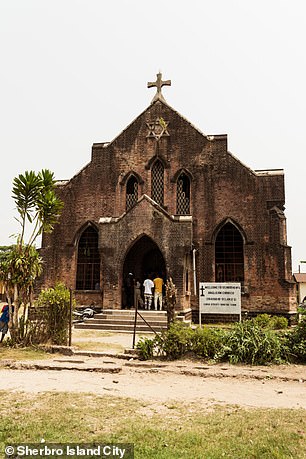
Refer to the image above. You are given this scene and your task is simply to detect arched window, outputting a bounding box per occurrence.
[215,222,244,283]
[76,226,100,290]
[151,160,164,206]
[176,173,190,214]
[126,175,138,211]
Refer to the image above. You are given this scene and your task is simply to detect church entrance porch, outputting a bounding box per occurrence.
[122,235,166,309]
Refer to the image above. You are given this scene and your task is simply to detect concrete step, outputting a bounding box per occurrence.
[85,318,167,325]
[94,312,167,321]
[96,310,167,317]
[74,309,168,332]
[74,322,167,332]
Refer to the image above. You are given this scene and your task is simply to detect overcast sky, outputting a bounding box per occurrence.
[0,0,305,272]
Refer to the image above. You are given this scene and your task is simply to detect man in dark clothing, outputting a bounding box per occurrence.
[0,305,10,343]
[125,273,135,309]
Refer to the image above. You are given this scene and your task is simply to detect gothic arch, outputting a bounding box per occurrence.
[176,172,191,215]
[75,224,100,290]
[145,154,169,170]
[125,175,139,211]
[121,234,166,308]
[122,232,165,264]
[214,219,245,283]
[119,170,144,186]
[171,168,193,183]
[73,221,99,247]
[212,218,247,244]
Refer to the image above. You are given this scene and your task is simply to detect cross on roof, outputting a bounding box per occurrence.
[147,72,171,103]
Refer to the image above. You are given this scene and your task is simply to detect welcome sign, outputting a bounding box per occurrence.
[199,282,241,315]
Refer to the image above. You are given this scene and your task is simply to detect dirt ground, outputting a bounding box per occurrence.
[0,365,305,410]
[0,327,305,410]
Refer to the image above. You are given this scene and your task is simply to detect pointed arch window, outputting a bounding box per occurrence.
[215,222,244,283]
[151,160,164,205]
[76,226,100,290]
[126,176,138,211]
[176,173,190,214]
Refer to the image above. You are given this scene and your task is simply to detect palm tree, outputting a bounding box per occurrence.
[0,169,63,342]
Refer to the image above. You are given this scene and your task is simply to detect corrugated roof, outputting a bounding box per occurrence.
[293,273,306,282]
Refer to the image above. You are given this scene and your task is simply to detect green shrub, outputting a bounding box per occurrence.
[288,319,306,362]
[137,319,291,365]
[269,315,288,330]
[252,314,271,328]
[36,282,73,345]
[153,322,225,360]
[252,314,288,330]
[297,303,306,318]
[189,326,225,359]
[222,320,283,365]
[157,321,193,359]
[136,337,155,360]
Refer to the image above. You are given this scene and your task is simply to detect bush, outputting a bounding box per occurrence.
[252,314,271,328]
[136,319,292,365]
[252,314,288,330]
[136,337,155,360]
[157,321,193,359]
[189,326,225,359]
[288,319,306,362]
[136,323,225,361]
[269,315,288,330]
[36,282,73,345]
[221,320,283,365]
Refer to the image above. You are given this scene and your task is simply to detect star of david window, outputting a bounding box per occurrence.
[126,176,138,211]
[176,173,190,214]
[76,226,100,290]
[151,160,164,206]
[146,118,170,140]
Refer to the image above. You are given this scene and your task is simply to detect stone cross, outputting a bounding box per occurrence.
[147,72,171,103]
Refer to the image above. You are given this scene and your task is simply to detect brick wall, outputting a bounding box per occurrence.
[38,100,296,313]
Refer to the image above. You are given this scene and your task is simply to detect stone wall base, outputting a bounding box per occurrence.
[74,291,103,307]
[193,310,298,325]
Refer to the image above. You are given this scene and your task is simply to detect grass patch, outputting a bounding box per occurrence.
[73,341,124,352]
[0,346,59,362]
[71,329,125,352]
[72,329,115,339]
[0,392,304,458]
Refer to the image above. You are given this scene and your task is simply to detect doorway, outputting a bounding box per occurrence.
[122,235,166,308]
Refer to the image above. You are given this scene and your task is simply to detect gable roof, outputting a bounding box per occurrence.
[92,99,214,150]
[293,273,306,283]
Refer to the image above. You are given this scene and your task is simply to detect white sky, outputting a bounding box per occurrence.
[0,0,305,272]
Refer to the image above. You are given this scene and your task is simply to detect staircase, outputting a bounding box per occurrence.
[74,309,168,333]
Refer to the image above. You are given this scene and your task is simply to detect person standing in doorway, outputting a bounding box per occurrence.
[125,273,135,309]
[134,278,144,309]
[143,276,154,310]
[153,274,164,311]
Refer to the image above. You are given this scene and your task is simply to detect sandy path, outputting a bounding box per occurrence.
[0,368,305,409]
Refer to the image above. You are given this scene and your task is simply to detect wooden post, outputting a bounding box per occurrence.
[132,285,138,349]
[68,289,73,347]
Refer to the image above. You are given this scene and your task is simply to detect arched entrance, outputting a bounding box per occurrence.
[122,235,166,308]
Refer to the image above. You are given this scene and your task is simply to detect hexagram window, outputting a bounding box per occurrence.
[176,173,190,214]
[151,160,164,206]
[126,176,138,211]
[76,226,100,290]
[215,222,244,283]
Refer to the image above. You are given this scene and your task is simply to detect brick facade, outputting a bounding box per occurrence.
[39,91,296,316]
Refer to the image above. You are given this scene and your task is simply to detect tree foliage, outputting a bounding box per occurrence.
[0,169,63,343]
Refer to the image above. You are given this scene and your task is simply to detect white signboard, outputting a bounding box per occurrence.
[199,282,241,315]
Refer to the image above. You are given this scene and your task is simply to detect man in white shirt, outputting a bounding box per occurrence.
[143,277,154,310]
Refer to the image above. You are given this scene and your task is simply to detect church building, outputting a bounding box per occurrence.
[39,73,296,320]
